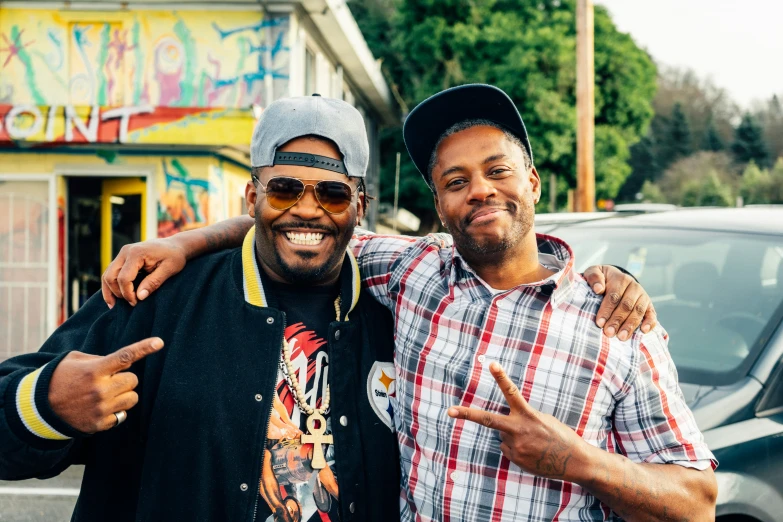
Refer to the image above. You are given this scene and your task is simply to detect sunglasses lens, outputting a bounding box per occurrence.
[265,177,304,210]
[315,181,353,213]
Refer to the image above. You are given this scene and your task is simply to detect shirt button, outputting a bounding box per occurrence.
[349,502,356,513]
[240,483,248,491]
[266,317,274,324]
[334,330,341,340]
[477,355,486,364]
[535,286,542,293]
[450,471,460,482]
[340,416,348,427]
[255,394,263,402]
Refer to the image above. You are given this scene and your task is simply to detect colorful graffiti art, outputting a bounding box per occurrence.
[0,9,289,145]
[157,159,226,238]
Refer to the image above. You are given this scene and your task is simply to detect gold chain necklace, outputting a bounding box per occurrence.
[278,297,341,469]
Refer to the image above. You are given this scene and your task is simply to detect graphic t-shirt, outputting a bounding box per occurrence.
[256,280,341,522]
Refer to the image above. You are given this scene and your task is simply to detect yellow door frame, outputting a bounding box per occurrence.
[101,178,147,273]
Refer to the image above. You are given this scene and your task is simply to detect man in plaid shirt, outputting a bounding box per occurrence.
[102,85,716,521]
[357,84,715,521]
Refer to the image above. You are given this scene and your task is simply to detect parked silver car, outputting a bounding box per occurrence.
[539,207,783,522]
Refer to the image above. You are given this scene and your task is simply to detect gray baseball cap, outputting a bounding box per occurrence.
[250,94,369,178]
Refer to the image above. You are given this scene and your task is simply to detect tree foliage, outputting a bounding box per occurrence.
[350,0,657,223]
[732,113,771,168]
[740,159,783,204]
[657,152,737,205]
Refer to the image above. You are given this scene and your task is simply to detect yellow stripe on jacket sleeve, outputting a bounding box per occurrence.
[15,366,71,441]
[345,248,361,320]
[242,226,266,307]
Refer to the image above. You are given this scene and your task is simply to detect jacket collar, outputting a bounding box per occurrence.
[241,226,361,320]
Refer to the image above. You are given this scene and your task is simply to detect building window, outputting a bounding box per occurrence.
[305,48,316,96]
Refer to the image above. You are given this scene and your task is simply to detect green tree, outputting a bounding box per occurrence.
[618,133,658,201]
[658,151,737,205]
[352,0,657,222]
[703,118,725,151]
[639,180,667,203]
[770,158,783,203]
[732,113,770,167]
[739,162,772,205]
[681,171,734,207]
[667,102,692,161]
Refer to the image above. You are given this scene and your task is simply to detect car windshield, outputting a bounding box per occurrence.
[548,226,783,385]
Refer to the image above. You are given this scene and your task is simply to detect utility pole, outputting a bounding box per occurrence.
[576,0,595,212]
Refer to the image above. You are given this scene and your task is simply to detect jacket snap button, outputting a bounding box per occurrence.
[349,502,356,513]
[340,416,348,426]
[334,330,341,340]
[267,317,274,324]
[255,394,263,402]
[240,483,248,491]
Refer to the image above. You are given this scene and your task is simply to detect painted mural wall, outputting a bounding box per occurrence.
[0,8,290,145]
[0,8,290,108]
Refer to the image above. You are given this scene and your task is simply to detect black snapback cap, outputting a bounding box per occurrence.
[403,84,533,188]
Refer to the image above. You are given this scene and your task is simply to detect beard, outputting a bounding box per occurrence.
[255,211,353,286]
[445,197,535,257]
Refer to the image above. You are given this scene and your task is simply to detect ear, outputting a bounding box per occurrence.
[357,192,366,226]
[433,192,446,227]
[529,167,542,205]
[245,179,258,218]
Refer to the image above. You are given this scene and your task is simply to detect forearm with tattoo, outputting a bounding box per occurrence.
[174,216,254,260]
[575,446,717,522]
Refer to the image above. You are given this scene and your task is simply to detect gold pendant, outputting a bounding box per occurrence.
[301,411,334,470]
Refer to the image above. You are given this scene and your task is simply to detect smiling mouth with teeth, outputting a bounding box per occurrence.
[284,231,325,246]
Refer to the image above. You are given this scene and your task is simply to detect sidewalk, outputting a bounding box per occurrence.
[0,466,82,521]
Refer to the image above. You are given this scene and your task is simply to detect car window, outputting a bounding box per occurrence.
[549,227,783,386]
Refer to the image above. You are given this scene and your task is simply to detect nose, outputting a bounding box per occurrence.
[287,184,324,220]
[466,175,498,203]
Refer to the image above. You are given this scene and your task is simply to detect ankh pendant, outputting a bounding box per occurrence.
[301,411,334,470]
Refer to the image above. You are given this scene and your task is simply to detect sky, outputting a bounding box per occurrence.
[596,0,783,108]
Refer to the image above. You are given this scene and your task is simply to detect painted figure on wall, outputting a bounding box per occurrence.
[0,9,290,109]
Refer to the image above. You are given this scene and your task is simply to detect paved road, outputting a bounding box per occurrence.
[0,466,81,521]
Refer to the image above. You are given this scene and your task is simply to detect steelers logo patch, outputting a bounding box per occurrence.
[367,361,396,432]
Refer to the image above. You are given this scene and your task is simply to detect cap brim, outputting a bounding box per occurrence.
[403,84,531,186]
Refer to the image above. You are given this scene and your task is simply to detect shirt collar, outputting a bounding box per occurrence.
[241,226,361,320]
[450,233,577,307]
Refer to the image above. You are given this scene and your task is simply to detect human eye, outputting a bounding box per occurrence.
[446,178,467,189]
[489,167,511,177]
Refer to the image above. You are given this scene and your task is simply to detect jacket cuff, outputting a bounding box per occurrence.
[7,353,84,444]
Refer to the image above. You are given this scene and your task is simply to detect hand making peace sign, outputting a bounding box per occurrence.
[447,362,586,481]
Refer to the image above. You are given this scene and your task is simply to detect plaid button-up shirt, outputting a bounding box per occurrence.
[352,232,715,522]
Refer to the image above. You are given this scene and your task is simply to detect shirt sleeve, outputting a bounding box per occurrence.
[612,326,717,471]
[350,231,421,310]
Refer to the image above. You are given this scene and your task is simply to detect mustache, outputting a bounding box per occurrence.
[271,222,337,234]
[462,202,515,227]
